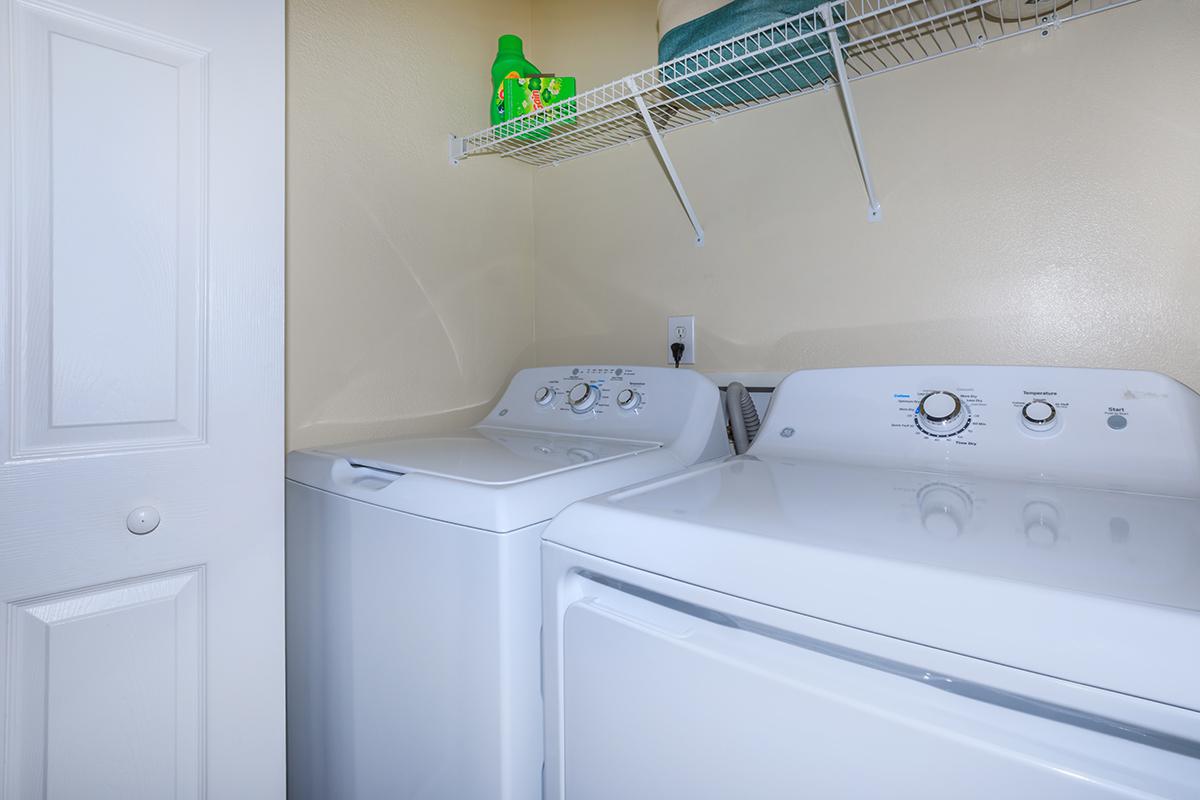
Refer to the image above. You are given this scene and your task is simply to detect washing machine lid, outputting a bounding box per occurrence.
[545,456,1200,711]
[320,426,661,486]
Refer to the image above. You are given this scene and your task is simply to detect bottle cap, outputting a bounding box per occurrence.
[498,34,523,53]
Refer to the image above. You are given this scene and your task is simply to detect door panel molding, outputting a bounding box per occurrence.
[0,0,283,794]
[4,566,205,800]
[9,0,210,461]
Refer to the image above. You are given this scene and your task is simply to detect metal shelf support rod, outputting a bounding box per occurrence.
[624,77,706,246]
[822,2,882,222]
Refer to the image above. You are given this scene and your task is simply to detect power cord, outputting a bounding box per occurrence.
[670,341,685,368]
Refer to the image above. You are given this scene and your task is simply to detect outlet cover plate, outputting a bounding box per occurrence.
[667,315,696,365]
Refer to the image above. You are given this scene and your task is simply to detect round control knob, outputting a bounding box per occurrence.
[917,484,972,540]
[533,386,555,406]
[616,388,642,411]
[915,391,968,436]
[566,382,598,413]
[1021,399,1058,432]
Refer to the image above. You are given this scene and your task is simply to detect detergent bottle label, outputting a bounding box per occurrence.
[495,70,520,118]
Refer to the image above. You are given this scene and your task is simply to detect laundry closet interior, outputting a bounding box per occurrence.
[0,0,1197,798]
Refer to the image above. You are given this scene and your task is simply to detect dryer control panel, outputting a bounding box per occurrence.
[751,366,1200,497]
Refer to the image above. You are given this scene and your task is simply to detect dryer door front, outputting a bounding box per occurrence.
[545,553,1200,800]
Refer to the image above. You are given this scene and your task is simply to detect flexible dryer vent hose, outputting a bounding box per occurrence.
[726,381,761,455]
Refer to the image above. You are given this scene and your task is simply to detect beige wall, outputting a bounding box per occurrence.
[530,0,1200,391]
[287,0,536,449]
[287,1,1199,451]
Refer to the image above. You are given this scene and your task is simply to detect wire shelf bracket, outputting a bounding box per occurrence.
[448,0,1139,242]
[822,3,882,222]
[448,134,465,167]
[625,78,706,246]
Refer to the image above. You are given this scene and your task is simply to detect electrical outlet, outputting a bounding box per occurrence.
[667,315,695,365]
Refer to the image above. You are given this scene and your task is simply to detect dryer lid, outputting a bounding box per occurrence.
[545,456,1200,711]
[320,427,660,486]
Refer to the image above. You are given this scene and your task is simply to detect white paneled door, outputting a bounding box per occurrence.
[0,0,284,797]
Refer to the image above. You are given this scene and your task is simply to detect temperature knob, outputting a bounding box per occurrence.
[616,388,642,411]
[534,386,555,406]
[1021,399,1058,432]
[567,382,599,413]
[916,391,969,436]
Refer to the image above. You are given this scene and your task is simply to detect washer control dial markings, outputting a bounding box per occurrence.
[534,386,556,406]
[567,382,599,414]
[616,388,642,411]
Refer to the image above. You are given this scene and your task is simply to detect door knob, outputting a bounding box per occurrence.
[126,506,161,535]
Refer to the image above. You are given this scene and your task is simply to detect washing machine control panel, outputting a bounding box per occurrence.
[482,365,724,453]
[751,366,1200,496]
[524,367,676,420]
[525,367,649,419]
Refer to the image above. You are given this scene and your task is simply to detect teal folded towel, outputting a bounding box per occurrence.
[658,0,845,107]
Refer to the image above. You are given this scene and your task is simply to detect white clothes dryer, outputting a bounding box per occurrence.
[543,366,1200,800]
[286,365,728,800]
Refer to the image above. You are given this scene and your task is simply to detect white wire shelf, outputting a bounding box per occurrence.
[449,0,1139,243]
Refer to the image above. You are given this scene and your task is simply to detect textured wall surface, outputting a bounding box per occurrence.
[530,0,1200,391]
[287,0,535,449]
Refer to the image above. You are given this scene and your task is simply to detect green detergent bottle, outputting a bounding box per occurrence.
[491,35,538,127]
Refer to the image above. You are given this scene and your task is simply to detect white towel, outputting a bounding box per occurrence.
[657,0,732,40]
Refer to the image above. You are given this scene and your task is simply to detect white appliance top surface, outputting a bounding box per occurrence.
[572,456,1200,611]
[544,366,1200,709]
[321,428,660,486]
[547,456,1200,709]
[284,365,728,531]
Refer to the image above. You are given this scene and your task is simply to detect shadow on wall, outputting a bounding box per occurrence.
[289,342,535,450]
[286,159,537,451]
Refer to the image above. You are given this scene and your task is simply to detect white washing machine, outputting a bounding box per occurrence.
[285,365,728,800]
[543,366,1200,800]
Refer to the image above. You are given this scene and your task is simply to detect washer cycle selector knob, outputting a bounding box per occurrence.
[567,382,599,413]
[616,388,642,411]
[533,386,555,406]
[915,391,968,436]
[1021,399,1058,432]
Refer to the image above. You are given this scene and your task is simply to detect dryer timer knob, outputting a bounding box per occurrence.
[916,391,968,435]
